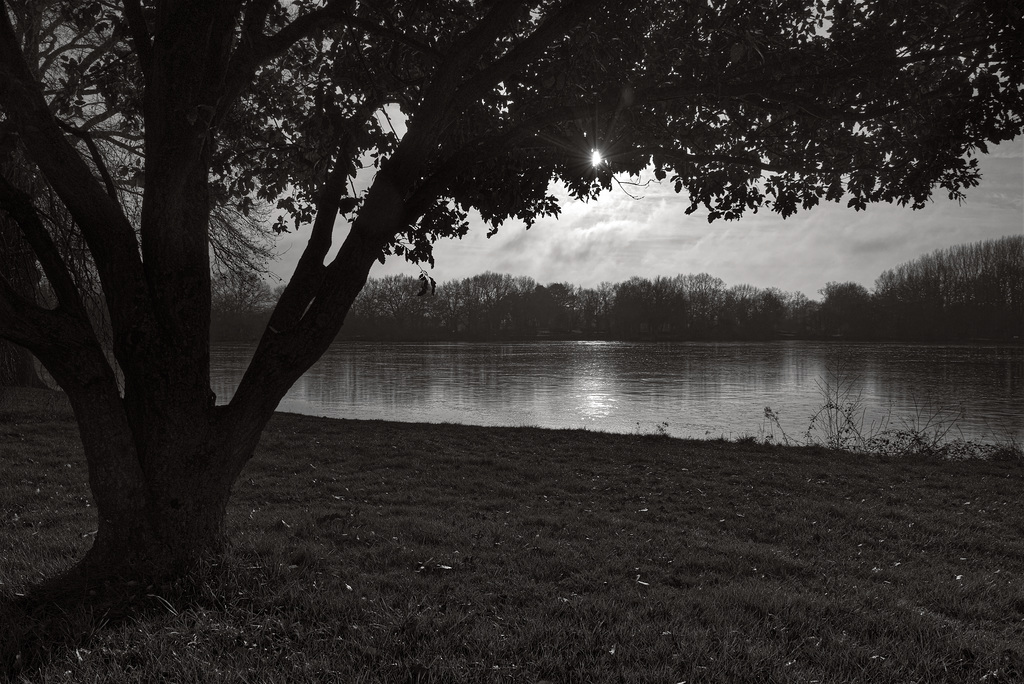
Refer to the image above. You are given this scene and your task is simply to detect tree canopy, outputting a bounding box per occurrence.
[0,0,1021,579]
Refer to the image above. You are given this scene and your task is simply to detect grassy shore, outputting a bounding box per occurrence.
[1,392,1023,683]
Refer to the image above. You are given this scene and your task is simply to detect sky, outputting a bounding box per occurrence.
[269,140,1023,300]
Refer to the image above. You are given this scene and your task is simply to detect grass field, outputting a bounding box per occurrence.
[1,391,1023,682]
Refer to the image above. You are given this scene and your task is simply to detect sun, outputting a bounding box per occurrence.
[590,149,604,167]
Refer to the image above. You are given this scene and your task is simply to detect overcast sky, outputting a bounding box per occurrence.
[269,140,1023,300]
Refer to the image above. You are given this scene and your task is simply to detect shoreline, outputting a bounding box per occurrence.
[3,398,1023,681]
[2,386,1019,455]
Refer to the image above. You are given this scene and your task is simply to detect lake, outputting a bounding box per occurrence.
[211,341,1023,445]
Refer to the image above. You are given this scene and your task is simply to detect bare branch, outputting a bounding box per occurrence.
[36,24,96,74]
[0,7,151,342]
[0,171,87,314]
[74,26,123,74]
[56,119,121,205]
[87,129,145,147]
[80,107,121,131]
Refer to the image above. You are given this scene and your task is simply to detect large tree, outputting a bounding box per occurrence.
[0,0,1020,580]
[0,1,275,388]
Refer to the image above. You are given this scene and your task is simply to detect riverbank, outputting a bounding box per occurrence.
[2,393,1023,682]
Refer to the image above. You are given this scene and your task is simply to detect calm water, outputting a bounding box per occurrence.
[211,341,1023,444]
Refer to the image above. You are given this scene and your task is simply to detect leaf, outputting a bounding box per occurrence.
[337,196,359,215]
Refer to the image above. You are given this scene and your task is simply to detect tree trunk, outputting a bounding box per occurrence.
[68,392,261,580]
[80,468,234,578]
[17,326,266,583]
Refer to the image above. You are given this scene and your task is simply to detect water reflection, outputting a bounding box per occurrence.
[210,341,1023,443]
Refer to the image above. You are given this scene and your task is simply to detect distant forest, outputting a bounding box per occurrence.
[213,235,1023,343]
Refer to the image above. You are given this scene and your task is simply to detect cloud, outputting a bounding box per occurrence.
[270,142,1022,300]
[981,140,1023,159]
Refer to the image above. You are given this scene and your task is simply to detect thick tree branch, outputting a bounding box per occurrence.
[56,119,121,204]
[0,172,87,314]
[377,2,535,176]
[254,1,441,66]
[0,270,93,369]
[80,107,122,131]
[87,129,145,150]
[239,0,276,49]
[450,0,601,112]
[0,272,42,345]
[259,157,350,338]
[61,25,123,77]
[121,0,153,75]
[221,0,442,127]
[442,1,529,67]
[0,6,151,356]
[227,146,407,440]
[35,23,97,74]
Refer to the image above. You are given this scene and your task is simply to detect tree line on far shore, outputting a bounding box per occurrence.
[213,235,1023,343]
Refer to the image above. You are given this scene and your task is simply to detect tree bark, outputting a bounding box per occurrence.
[63,382,260,579]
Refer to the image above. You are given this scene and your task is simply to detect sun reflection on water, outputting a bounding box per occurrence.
[210,341,1023,443]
